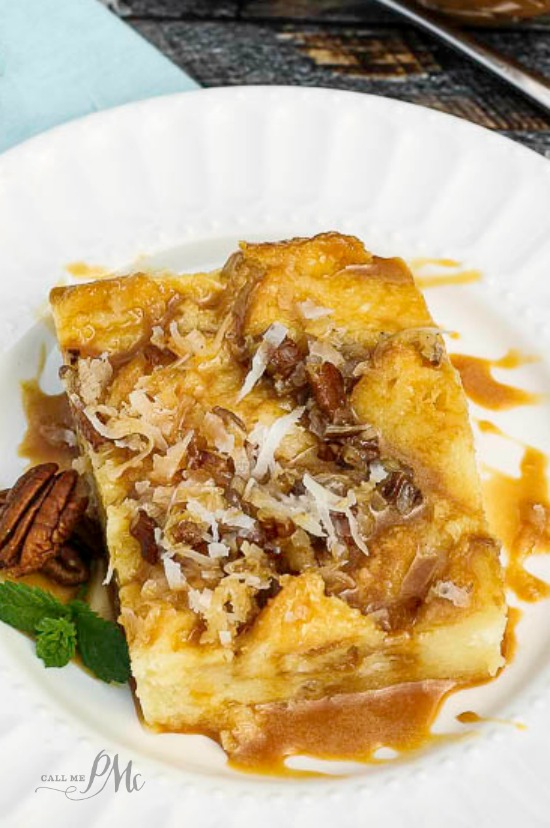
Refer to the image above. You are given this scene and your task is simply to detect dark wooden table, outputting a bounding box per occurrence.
[108,0,550,156]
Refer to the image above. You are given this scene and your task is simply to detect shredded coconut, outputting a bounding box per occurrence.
[77,355,113,406]
[344,507,369,556]
[188,587,213,613]
[102,559,114,586]
[162,555,186,590]
[208,541,231,559]
[369,460,389,484]
[298,299,333,320]
[251,407,304,479]
[431,580,470,608]
[237,323,288,402]
[307,340,344,367]
[152,431,194,482]
[203,412,235,455]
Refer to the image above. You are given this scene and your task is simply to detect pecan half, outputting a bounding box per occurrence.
[0,489,9,512]
[0,464,58,566]
[41,543,90,586]
[0,464,91,585]
[17,471,88,574]
[130,509,160,564]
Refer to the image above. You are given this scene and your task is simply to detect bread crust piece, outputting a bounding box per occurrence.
[50,233,507,760]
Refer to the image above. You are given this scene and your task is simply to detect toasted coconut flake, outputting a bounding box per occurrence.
[162,554,186,590]
[307,340,344,367]
[152,431,194,482]
[237,323,288,402]
[128,390,175,440]
[188,587,213,613]
[369,460,389,484]
[77,355,113,406]
[187,499,221,542]
[102,559,114,586]
[203,412,235,455]
[168,321,206,358]
[344,508,369,555]
[150,325,165,348]
[187,499,256,543]
[208,541,231,559]
[303,473,356,553]
[251,407,305,479]
[298,300,333,320]
[431,580,470,608]
[85,405,168,452]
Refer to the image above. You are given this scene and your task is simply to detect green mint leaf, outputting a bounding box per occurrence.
[0,581,69,633]
[70,600,131,684]
[35,617,77,668]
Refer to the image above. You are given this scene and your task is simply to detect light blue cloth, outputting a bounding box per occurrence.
[0,0,198,153]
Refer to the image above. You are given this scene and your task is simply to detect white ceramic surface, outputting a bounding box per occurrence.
[1,86,550,827]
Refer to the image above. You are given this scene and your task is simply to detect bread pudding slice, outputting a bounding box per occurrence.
[50,233,506,766]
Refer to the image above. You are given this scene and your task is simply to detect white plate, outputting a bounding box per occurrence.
[1,86,550,827]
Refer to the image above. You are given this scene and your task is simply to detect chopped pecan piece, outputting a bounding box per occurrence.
[307,362,351,423]
[171,520,205,547]
[41,543,90,586]
[188,441,235,488]
[377,470,423,515]
[143,343,178,368]
[256,578,282,610]
[130,509,160,565]
[338,434,380,471]
[223,257,266,362]
[212,406,246,432]
[267,337,304,381]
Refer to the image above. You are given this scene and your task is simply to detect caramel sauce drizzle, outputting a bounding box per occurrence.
[456,710,525,731]
[409,258,482,289]
[484,445,550,602]
[228,682,456,777]
[451,350,540,411]
[501,605,522,664]
[18,378,76,469]
[13,308,547,776]
[476,418,550,601]
[65,261,112,281]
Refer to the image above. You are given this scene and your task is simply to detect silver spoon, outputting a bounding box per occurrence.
[373,0,550,116]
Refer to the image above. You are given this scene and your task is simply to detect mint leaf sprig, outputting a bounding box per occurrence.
[0,582,130,683]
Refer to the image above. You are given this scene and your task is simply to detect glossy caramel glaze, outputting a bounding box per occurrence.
[456,709,525,730]
[0,571,80,603]
[451,351,540,410]
[409,258,482,289]
[484,446,550,602]
[18,378,77,468]
[66,261,111,280]
[501,605,522,664]
[228,681,455,775]
[416,270,482,289]
[456,710,482,724]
